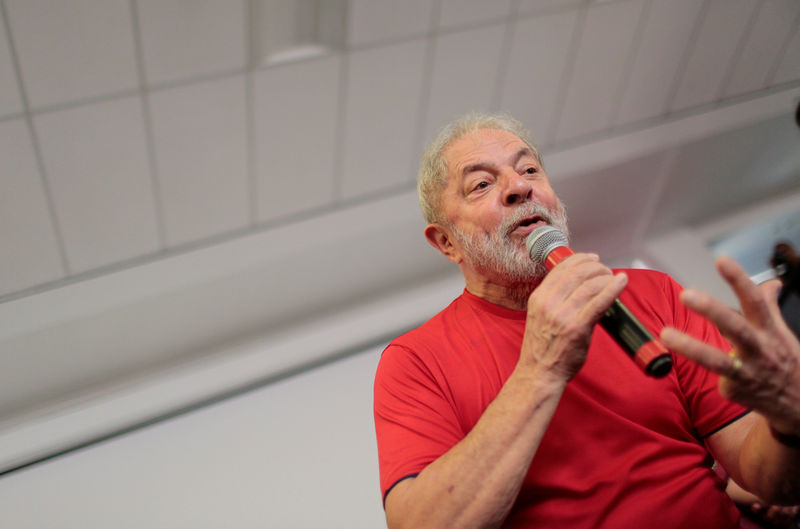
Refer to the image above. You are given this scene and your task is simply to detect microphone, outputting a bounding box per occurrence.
[526,225,672,378]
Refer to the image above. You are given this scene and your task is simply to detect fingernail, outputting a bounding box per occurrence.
[616,272,628,285]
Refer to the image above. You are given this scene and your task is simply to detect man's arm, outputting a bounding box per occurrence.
[661,256,800,504]
[384,254,628,529]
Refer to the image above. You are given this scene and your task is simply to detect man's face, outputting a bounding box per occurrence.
[437,128,568,283]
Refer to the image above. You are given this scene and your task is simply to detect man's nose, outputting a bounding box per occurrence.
[502,171,533,206]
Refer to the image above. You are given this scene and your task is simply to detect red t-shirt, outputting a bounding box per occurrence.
[374,269,748,528]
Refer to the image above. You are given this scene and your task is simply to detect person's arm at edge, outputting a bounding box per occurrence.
[383,255,628,529]
[662,256,800,505]
[706,411,800,505]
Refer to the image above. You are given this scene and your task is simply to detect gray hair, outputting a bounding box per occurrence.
[417,112,543,225]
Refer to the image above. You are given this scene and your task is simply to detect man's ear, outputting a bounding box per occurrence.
[424,223,462,264]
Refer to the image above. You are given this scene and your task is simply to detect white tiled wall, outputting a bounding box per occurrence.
[149,75,250,246]
[35,97,159,273]
[137,0,247,86]
[7,0,138,109]
[340,39,427,200]
[253,56,341,222]
[0,119,63,295]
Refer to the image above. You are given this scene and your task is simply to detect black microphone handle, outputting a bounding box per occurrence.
[600,298,672,378]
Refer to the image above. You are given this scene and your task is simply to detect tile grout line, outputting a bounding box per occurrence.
[544,3,587,145]
[0,0,72,276]
[244,0,258,225]
[607,0,653,128]
[662,0,712,114]
[715,0,764,101]
[764,6,800,87]
[129,0,167,250]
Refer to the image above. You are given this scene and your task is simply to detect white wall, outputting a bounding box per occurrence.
[0,346,387,529]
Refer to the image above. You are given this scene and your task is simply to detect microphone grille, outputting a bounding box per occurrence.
[526,225,569,263]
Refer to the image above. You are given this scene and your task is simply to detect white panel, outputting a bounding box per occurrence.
[517,0,583,17]
[773,25,800,84]
[149,76,249,246]
[0,11,22,117]
[6,0,138,109]
[0,120,63,296]
[438,0,514,29]
[647,113,800,235]
[423,23,507,142]
[644,228,737,308]
[499,9,580,145]
[612,0,705,126]
[137,0,246,86]
[723,0,800,97]
[347,0,436,47]
[34,97,159,273]
[254,56,340,222]
[554,0,646,142]
[555,150,673,258]
[0,350,386,529]
[340,41,427,200]
[669,0,760,112]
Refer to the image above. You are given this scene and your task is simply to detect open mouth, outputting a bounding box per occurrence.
[514,214,546,232]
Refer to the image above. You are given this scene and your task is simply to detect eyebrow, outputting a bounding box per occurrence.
[460,147,536,179]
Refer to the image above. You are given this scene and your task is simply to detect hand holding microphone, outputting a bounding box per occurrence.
[527,226,672,378]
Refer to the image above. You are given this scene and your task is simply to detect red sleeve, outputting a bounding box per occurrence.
[373,343,464,501]
[659,273,749,437]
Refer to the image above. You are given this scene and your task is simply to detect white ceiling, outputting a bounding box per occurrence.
[1,0,800,472]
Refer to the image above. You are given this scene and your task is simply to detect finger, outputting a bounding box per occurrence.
[660,327,736,376]
[716,256,772,327]
[576,272,628,322]
[757,279,784,322]
[532,254,611,305]
[679,289,762,357]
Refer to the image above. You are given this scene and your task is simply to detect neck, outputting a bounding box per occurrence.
[463,274,541,311]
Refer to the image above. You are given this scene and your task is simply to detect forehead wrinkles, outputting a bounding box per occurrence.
[446,131,533,176]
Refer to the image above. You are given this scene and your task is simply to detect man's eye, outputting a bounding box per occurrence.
[525,167,536,175]
[474,181,489,190]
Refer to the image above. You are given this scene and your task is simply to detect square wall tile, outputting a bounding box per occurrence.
[723,0,800,97]
[149,76,249,247]
[438,0,514,30]
[669,0,760,112]
[517,0,584,17]
[253,56,341,222]
[34,97,160,273]
[554,0,646,142]
[499,9,580,145]
[773,25,800,84]
[6,0,138,109]
[423,23,507,142]
[340,40,427,200]
[0,12,23,117]
[137,0,246,86]
[612,0,706,127]
[347,0,436,47]
[0,119,63,295]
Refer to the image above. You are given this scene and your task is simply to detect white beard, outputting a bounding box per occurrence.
[450,202,569,285]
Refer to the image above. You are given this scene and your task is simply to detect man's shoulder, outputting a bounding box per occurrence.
[389,292,467,350]
[614,267,677,292]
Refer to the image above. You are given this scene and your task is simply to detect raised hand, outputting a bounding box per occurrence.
[661,256,800,438]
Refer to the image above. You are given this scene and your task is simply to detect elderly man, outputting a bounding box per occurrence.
[373,113,800,528]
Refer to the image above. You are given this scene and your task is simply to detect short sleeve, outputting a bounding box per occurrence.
[660,273,749,437]
[373,343,465,501]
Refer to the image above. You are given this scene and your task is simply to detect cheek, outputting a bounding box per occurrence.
[534,189,561,211]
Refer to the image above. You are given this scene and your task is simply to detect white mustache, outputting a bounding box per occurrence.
[500,204,556,237]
